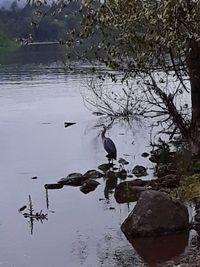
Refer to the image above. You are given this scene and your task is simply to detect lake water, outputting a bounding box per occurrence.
[0,45,196,267]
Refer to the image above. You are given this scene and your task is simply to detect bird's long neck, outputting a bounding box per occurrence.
[101,127,106,142]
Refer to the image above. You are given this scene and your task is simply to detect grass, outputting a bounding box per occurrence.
[178,174,200,200]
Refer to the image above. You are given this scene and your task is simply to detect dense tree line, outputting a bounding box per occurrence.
[0,0,81,42]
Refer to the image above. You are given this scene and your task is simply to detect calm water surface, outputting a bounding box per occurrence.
[0,46,194,267]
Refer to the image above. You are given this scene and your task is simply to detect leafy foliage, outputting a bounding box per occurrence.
[81,0,200,73]
[79,0,200,151]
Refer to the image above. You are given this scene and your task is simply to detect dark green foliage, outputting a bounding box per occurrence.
[0,1,81,42]
[0,33,17,50]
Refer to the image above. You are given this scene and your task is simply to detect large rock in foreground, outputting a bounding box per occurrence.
[121,190,189,238]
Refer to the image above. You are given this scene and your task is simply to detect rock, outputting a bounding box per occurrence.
[121,190,189,238]
[132,165,148,177]
[156,163,176,178]
[141,152,149,158]
[83,169,104,179]
[64,122,76,128]
[114,175,181,204]
[58,173,87,186]
[130,179,150,187]
[80,179,100,194]
[98,163,113,172]
[18,205,27,212]
[31,176,38,179]
[154,174,180,189]
[44,183,63,189]
[149,154,159,163]
[118,158,129,165]
[116,169,127,180]
[114,180,149,203]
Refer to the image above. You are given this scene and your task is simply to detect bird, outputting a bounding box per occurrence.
[101,126,117,160]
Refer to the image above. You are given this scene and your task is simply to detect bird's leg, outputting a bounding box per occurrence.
[110,158,114,170]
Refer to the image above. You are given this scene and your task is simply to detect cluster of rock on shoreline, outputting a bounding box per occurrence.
[43,146,200,266]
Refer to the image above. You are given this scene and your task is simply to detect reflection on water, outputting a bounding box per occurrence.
[0,46,198,267]
[21,195,48,235]
[130,232,189,267]
[0,44,67,66]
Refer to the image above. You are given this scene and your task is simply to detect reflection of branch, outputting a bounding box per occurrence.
[22,195,48,235]
[45,189,49,210]
[82,76,145,119]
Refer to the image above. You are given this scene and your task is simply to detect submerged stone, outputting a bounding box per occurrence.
[118,158,129,165]
[114,180,148,203]
[44,183,63,189]
[80,179,100,194]
[98,163,113,172]
[18,205,27,212]
[58,173,87,186]
[84,169,104,179]
[132,165,148,177]
[116,169,127,180]
[121,190,189,238]
[141,152,149,158]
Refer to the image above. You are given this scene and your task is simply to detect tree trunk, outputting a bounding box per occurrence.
[186,38,200,156]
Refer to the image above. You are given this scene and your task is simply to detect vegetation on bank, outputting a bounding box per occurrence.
[179,174,200,200]
[0,34,18,51]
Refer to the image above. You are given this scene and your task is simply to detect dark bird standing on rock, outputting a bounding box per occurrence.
[101,126,117,160]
